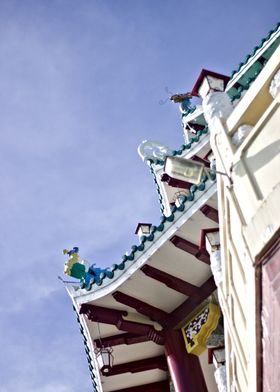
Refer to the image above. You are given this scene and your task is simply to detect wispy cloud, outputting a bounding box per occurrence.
[0,0,278,390]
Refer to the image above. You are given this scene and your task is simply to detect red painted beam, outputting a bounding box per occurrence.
[170,235,210,264]
[161,276,216,329]
[112,291,168,321]
[104,355,167,377]
[94,332,150,348]
[111,380,170,392]
[80,304,165,345]
[191,155,211,167]
[200,204,219,223]
[141,264,198,297]
[80,303,127,323]
[161,173,192,189]
[185,123,205,132]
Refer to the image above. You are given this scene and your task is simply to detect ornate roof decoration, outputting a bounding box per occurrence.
[138,140,173,163]
[182,303,221,356]
[141,126,209,166]
[170,92,196,117]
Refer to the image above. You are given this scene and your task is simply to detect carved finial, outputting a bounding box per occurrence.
[63,247,114,289]
[170,92,195,115]
[170,92,192,103]
[137,140,172,163]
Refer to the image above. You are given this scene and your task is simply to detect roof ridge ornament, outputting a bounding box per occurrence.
[170,92,195,115]
[63,247,114,289]
[138,140,173,163]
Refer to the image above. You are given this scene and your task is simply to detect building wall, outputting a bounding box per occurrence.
[262,243,280,392]
[209,46,280,391]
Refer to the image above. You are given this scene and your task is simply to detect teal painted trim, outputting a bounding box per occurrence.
[181,106,197,118]
[82,172,216,291]
[230,22,280,79]
[230,73,258,102]
[229,26,280,102]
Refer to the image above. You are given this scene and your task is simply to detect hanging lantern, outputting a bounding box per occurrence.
[165,156,205,185]
[95,347,114,374]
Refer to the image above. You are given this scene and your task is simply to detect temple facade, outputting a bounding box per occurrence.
[63,22,280,392]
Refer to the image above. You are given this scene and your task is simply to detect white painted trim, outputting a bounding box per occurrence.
[70,296,103,392]
[183,132,210,159]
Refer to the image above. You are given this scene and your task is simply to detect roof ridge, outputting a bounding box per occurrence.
[230,21,280,80]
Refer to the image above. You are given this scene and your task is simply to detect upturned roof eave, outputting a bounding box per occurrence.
[69,303,102,391]
[68,180,217,306]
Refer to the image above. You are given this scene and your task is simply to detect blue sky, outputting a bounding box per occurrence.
[0,1,279,391]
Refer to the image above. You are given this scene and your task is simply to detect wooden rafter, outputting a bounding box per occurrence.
[110,380,170,392]
[141,264,198,297]
[200,204,219,223]
[160,276,216,329]
[191,155,211,167]
[104,355,167,377]
[112,291,168,321]
[170,235,210,264]
[94,332,150,348]
[79,304,165,345]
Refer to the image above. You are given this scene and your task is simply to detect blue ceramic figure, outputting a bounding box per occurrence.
[170,92,195,116]
[64,247,113,290]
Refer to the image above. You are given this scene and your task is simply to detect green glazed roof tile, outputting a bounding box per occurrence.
[230,22,280,79]
[229,22,280,85]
